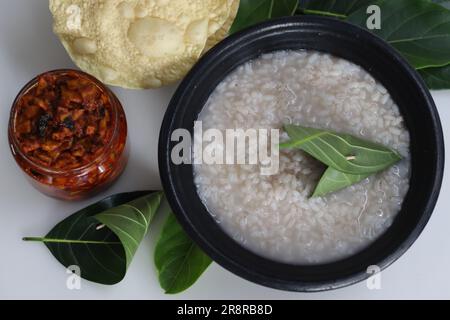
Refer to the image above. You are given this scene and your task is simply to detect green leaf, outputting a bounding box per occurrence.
[420,65,450,89]
[432,0,450,10]
[299,0,374,17]
[280,124,402,174]
[347,0,450,69]
[230,0,299,34]
[23,191,163,285]
[155,214,212,294]
[312,167,371,197]
[272,0,300,16]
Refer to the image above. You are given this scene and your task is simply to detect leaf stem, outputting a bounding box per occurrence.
[297,8,347,19]
[23,237,121,245]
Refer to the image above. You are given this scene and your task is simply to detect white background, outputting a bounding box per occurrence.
[1,0,449,300]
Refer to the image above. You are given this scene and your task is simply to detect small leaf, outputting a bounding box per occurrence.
[230,0,299,34]
[155,214,212,294]
[348,0,450,69]
[312,167,371,197]
[281,124,402,175]
[420,65,450,89]
[23,191,163,285]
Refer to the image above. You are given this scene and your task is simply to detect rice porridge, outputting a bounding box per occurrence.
[193,50,411,265]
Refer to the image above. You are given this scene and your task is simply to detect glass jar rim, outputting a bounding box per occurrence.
[8,69,123,175]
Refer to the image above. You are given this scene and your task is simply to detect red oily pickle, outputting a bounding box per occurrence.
[14,71,114,169]
[9,70,128,200]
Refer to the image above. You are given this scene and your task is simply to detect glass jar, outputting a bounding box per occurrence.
[8,69,129,200]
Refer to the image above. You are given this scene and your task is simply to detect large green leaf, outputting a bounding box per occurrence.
[312,167,371,197]
[299,0,375,17]
[280,124,402,174]
[419,1,450,89]
[155,214,212,294]
[348,0,450,69]
[24,191,163,285]
[421,1,450,88]
[420,65,450,89]
[230,0,299,34]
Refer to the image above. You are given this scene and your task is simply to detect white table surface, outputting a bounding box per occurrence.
[1,0,450,300]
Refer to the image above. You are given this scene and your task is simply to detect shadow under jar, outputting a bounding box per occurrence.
[8,69,128,200]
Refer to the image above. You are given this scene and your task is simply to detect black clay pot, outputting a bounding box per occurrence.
[159,16,445,292]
